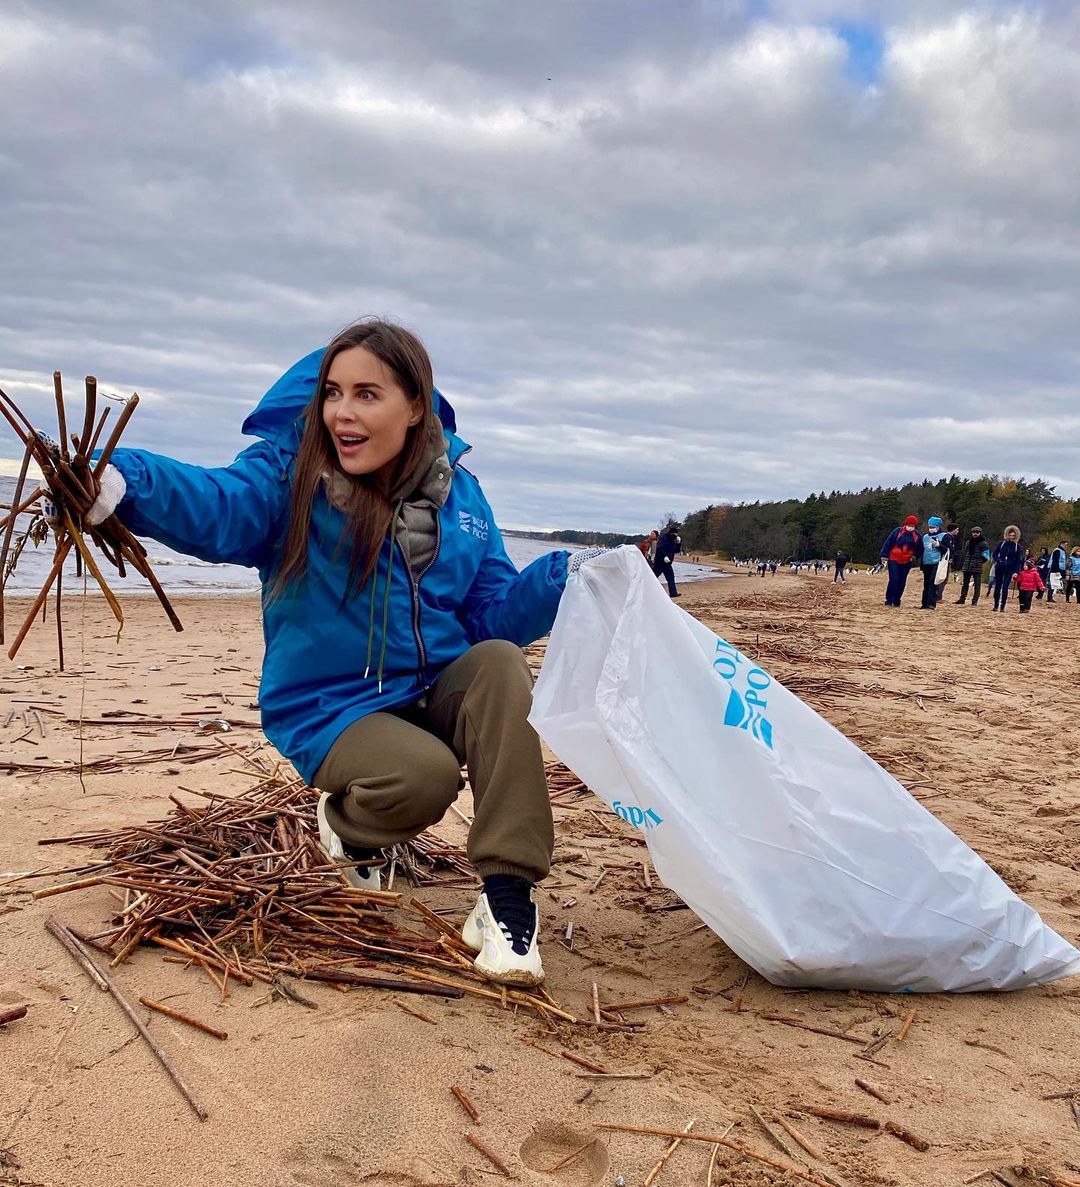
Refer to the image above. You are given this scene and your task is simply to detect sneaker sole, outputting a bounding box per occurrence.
[462,894,544,985]
[473,954,545,988]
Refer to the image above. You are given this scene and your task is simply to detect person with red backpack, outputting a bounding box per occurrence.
[880,515,923,607]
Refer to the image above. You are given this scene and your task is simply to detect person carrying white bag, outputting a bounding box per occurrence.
[529,547,1080,992]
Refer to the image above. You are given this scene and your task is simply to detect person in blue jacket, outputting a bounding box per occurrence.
[84,319,568,988]
[918,515,949,610]
[1046,539,1069,603]
[991,525,1023,612]
[879,516,922,607]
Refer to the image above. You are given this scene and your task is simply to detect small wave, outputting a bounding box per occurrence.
[144,555,251,569]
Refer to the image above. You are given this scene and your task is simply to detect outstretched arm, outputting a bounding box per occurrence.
[109,439,291,571]
[459,493,568,647]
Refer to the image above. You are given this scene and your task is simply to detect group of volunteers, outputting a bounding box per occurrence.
[71,319,575,989]
[880,516,1080,613]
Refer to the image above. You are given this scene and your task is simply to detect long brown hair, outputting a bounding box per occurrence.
[272,319,438,597]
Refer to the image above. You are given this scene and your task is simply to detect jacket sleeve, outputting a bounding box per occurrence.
[880,528,898,558]
[458,492,569,646]
[109,440,291,571]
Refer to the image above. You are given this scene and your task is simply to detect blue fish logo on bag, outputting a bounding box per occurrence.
[723,686,774,749]
[713,639,775,750]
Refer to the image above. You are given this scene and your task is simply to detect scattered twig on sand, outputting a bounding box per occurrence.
[46,918,208,1120]
[797,1105,930,1152]
[0,1004,28,1027]
[394,1000,438,1025]
[138,997,228,1041]
[895,1006,917,1041]
[594,1123,836,1187]
[854,1078,892,1105]
[750,1105,804,1165]
[543,1136,598,1174]
[642,1117,694,1187]
[464,1131,511,1176]
[758,1012,865,1046]
[450,1085,481,1124]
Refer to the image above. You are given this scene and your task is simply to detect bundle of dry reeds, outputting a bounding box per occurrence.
[33,772,575,1021]
[0,373,181,668]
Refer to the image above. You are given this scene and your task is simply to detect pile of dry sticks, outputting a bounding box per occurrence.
[33,770,575,1023]
[0,372,181,668]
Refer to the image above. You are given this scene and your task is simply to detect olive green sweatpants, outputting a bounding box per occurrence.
[314,639,553,883]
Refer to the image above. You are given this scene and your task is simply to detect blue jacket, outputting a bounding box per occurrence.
[992,539,1023,574]
[921,530,945,565]
[110,351,568,783]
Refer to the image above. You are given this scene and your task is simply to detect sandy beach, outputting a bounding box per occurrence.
[2,572,1078,1187]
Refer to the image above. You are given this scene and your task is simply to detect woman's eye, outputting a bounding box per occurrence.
[358,389,376,401]
[324,388,341,400]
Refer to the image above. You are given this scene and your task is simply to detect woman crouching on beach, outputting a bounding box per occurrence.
[83,319,569,987]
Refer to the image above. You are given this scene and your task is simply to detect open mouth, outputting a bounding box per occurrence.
[336,433,370,451]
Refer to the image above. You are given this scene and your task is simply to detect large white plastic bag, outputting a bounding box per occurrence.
[529,548,1080,991]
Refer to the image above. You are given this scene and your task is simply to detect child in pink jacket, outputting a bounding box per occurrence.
[1014,560,1046,613]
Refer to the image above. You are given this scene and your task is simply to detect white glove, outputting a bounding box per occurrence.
[35,429,62,459]
[86,463,127,526]
[663,556,671,565]
[569,547,607,575]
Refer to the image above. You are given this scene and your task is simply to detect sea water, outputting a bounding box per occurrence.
[0,477,717,594]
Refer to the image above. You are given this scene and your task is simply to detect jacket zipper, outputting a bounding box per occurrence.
[394,445,464,689]
[396,510,443,688]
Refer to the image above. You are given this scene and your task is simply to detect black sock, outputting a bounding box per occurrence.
[482,875,537,955]
[342,840,383,865]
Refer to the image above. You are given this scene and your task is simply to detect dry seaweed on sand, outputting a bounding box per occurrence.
[34,772,572,1020]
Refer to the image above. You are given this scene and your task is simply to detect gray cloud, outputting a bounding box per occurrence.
[1,1,1078,532]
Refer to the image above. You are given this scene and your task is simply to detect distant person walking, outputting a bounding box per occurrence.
[1047,540,1069,603]
[1066,547,1080,604]
[880,516,922,607]
[834,551,848,582]
[639,530,658,566]
[1014,559,1045,613]
[919,516,947,610]
[955,526,990,606]
[935,522,959,602]
[653,523,682,598]
[1034,548,1050,599]
[991,525,1023,612]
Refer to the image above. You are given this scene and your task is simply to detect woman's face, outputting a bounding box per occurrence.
[322,347,422,479]
[1007,530,1018,541]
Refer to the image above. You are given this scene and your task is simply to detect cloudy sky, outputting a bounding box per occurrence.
[2,1,1077,532]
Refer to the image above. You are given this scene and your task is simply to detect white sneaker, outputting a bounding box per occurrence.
[462,888,544,988]
[316,793,382,892]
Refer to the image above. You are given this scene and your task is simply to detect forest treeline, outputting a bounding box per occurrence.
[677,476,1079,563]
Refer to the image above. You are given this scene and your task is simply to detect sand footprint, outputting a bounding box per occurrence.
[519,1120,609,1184]
[284,1140,423,1187]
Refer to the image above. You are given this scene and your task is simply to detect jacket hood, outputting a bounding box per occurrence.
[241,347,457,445]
